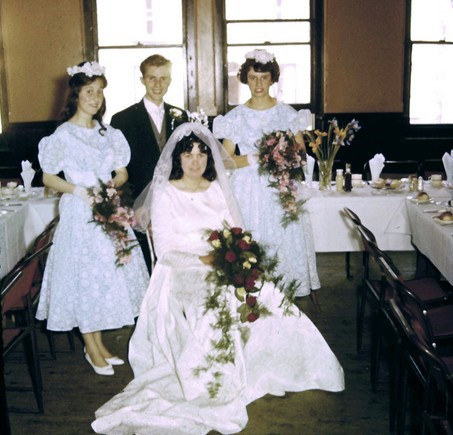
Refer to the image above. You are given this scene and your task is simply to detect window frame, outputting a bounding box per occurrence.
[215,0,321,115]
[404,0,453,129]
[86,0,192,113]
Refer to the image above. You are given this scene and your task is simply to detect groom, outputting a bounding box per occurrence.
[111,54,188,272]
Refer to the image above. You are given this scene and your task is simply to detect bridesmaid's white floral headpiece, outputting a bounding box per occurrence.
[245,49,275,64]
[67,61,106,77]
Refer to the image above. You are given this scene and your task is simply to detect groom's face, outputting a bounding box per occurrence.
[141,64,172,105]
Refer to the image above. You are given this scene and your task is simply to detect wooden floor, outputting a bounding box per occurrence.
[4,251,418,435]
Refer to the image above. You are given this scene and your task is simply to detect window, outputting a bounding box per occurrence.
[223,0,313,108]
[96,0,185,122]
[408,0,453,124]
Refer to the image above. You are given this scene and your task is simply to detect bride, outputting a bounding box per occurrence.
[91,123,344,435]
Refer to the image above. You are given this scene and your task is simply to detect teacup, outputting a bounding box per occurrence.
[429,174,442,188]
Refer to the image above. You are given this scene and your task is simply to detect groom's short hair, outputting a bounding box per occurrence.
[140,54,172,76]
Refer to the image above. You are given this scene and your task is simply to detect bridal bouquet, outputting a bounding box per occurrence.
[198,222,297,397]
[88,180,138,267]
[206,224,270,323]
[256,130,307,227]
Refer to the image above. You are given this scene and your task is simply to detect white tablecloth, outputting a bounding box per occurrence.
[406,198,453,285]
[301,184,413,252]
[0,196,59,280]
[300,183,452,253]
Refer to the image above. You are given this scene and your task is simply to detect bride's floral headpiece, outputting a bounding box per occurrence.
[245,49,275,64]
[67,61,106,77]
[186,108,209,127]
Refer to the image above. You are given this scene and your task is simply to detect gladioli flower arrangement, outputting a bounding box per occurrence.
[302,119,361,190]
[256,130,307,227]
[88,180,138,267]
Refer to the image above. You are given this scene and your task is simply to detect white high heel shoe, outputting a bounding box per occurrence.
[105,356,125,366]
[84,352,114,376]
[83,346,124,366]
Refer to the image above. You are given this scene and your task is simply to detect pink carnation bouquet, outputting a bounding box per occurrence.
[88,180,138,267]
[256,130,307,227]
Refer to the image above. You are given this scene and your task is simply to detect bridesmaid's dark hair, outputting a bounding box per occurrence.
[60,61,108,136]
[170,133,217,181]
[237,57,280,84]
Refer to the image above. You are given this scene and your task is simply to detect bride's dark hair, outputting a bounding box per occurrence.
[169,133,217,181]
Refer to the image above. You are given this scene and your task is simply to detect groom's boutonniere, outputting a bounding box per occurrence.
[169,108,184,130]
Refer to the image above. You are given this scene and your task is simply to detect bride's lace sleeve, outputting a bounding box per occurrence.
[151,188,205,268]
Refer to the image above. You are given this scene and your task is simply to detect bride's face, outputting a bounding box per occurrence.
[180,142,208,179]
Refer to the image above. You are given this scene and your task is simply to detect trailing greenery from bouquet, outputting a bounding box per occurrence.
[194,221,298,398]
[256,130,307,227]
[302,118,361,170]
[87,180,138,267]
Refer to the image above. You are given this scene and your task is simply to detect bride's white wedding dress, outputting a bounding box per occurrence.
[92,181,344,435]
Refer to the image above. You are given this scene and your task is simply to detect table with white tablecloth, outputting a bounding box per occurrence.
[0,196,59,280]
[300,183,452,253]
[405,198,453,285]
[301,184,413,252]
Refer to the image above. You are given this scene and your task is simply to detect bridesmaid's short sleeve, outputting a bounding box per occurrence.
[286,108,312,133]
[213,112,240,143]
[111,127,131,169]
[38,134,66,174]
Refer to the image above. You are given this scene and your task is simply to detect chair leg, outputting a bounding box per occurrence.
[356,284,366,352]
[46,330,57,360]
[345,252,353,280]
[396,359,409,435]
[370,309,382,392]
[46,330,76,359]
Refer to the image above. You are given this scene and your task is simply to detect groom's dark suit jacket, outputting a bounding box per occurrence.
[111,99,187,272]
[111,99,187,200]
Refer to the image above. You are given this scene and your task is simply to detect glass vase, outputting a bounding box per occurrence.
[318,160,333,191]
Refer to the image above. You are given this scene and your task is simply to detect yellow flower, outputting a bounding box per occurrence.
[243,261,251,269]
[249,256,257,263]
[212,239,221,248]
[237,287,246,298]
[243,235,251,243]
[223,229,231,238]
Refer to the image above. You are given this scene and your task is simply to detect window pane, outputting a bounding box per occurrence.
[227,22,310,44]
[227,45,310,105]
[411,0,453,42]
[99,47,185,123]
[226,0,309,20]
[97,0,182,46]
[410,44,453,124]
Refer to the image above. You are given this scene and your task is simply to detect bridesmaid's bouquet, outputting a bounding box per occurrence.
[256,130,307,227]
[88,180,138,267]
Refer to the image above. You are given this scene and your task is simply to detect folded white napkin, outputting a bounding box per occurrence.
[368,153,385,182]
[442,150,453,184]
[21,160,35,193]
[303,155,316,186]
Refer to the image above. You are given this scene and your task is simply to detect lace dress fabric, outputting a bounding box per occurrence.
[91,181,344,435]
[36,121,149,333]
[213,103,320,296]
